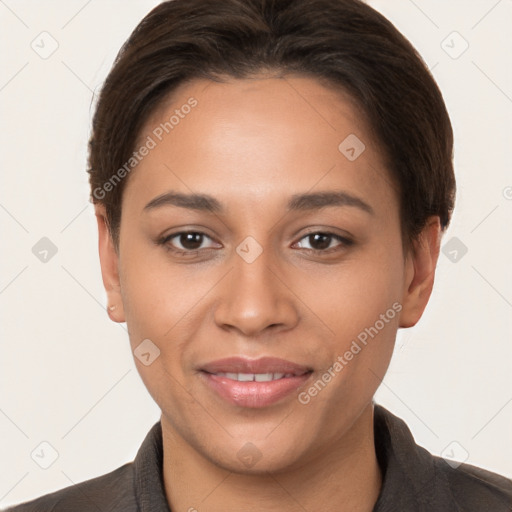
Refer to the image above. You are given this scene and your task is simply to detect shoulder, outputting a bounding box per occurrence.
[4,462,137,512]
[433,455,512,511]
[373,404,512,511]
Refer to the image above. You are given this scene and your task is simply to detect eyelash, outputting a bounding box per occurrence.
[157,230,354,257]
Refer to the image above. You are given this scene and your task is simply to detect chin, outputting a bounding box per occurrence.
[211,446,305,475]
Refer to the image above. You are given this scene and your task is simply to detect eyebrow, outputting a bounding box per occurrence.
[288,191,374,215]
[143,190,374,215]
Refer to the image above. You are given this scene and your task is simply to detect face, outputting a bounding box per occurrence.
[97,75,439,473]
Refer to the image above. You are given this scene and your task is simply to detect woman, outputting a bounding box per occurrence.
[7,0,512,510]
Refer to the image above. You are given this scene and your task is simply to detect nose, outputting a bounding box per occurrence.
[213,245,300,337]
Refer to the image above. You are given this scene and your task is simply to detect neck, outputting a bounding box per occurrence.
[162,402,381,512]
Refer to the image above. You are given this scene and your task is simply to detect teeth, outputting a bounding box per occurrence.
[255,373,273,382]
[215,372,289,381]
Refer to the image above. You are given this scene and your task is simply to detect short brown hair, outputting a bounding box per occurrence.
[87,0,455,248]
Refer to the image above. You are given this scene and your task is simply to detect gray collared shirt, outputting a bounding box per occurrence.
[7,405,512,511]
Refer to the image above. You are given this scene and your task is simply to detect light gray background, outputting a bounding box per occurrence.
[1,0,511,507]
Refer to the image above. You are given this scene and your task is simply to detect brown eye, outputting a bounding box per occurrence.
[160,231,219,254]
[295,232,353,253]
[307,233,332,250]
[177,232,205,250]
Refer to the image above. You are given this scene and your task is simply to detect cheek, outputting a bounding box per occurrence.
[118,257,198,409]
[119,249,217,361]
[294,257,403,424]
[118,242,176,346]
[295,246,404,341]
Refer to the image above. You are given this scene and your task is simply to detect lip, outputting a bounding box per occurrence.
[199,357,313,408]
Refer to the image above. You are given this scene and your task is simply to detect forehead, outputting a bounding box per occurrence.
[125,75,397,216]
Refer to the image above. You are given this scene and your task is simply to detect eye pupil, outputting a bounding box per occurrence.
[181,233,203,250]
[309,233,331,250]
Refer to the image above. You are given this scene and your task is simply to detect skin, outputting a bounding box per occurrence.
[95,75,441,512]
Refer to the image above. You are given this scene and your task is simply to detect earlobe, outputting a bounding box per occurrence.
[95,204,126,323]
[399,216,442,328]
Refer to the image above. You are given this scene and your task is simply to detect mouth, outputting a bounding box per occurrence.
[199,357,313,408]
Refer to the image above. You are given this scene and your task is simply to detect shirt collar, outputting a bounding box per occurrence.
[372,404,460,512]
[133,421,172,512]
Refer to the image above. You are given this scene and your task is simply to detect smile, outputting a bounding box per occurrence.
[198,356,313,408]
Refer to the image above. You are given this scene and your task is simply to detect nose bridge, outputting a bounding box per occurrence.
[213,238,298,335]
[234,240,278,298]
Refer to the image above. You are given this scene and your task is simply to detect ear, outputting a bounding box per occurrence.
[399,216,442,328]
[95,204,125,323]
